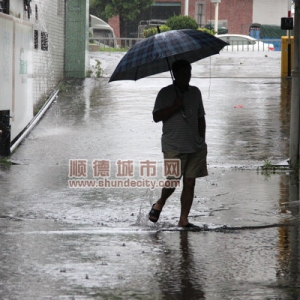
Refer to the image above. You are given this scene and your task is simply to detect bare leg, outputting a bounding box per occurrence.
[149,180,179,222]
[178,177,196,227]
[152,186,175,212]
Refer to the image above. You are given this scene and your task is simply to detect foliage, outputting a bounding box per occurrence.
[90,0,155,22]
[109,0,154,21]
[262,159,273,170]
[59,81,67,92]
[258,159,292,179]
[0,157,12,165]
[142,19,215,38]
[143,25,171,38]
[99,46,128,52]
[89,0,107,21]
[166,15,199,30]
[87,59,103,78]
[198,27,215,35]
[86,69,93,78]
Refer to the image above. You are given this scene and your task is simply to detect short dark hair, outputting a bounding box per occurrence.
[172,60,191,73]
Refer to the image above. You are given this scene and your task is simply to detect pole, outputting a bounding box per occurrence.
[288,7,292,77]
[214,2,219,34]
[185,0,189,16]
[288,30,292,77]
[289,0,300,168]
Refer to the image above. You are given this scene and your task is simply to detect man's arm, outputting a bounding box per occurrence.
[198,116,206,141]
[153,96,183,123]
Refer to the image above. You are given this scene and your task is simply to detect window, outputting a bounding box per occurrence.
[35,4,38,21]
[0,0,9,14]
[41,32,48,51]
[34,30,38,50]
[196,2,206,27]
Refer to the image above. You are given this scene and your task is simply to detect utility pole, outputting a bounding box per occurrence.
[290,0,300,168]
[210,0,221,34]
[185,0,189,16]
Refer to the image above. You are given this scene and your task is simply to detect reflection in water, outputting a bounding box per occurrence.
[205,78,290,165]
[157,231,205,300]
[280,78,291,145]
[2,74,300,299]
[178,231,205,300]
[277,172,300,299]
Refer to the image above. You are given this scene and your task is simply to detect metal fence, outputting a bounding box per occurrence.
[89,37,283,52]
[89,38,143,50]
[220,39,282,52]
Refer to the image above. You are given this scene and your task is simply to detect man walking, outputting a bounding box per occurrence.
[149,60,208,228]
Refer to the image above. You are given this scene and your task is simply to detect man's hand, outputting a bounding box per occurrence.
[174,95,184,110]
[153,96,183,123]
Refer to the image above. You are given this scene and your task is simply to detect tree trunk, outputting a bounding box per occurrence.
[120,16,127,38]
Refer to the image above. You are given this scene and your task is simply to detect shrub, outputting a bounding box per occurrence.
[143,25,171,37]
[198,27,215,35]
[166,15,198,30]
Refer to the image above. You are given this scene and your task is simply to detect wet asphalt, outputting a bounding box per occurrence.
[1,51,300,299]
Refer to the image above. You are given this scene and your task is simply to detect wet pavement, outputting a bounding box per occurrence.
[1,52,300,299]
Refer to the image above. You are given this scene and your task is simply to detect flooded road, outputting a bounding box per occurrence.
[1,52,300,299]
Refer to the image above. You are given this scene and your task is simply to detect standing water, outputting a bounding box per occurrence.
[0,52,300,299]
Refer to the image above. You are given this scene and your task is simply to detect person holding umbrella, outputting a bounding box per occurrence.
[109,29,227,226]
[149,59,208,228]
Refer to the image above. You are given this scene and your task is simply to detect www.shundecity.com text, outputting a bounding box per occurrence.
[68,158,182,189]
[68,178,180,189]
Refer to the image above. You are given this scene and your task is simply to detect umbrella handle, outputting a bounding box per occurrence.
[167,58,174,81]
[156,26,174,81]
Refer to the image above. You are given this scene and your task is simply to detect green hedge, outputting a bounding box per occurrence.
[143,25,171,38]
[166,15,198,30]
[143,15,215,38]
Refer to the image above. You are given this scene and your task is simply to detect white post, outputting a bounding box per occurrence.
[185,0,189,16]
[215,2,219,34]
[211,0,221,34]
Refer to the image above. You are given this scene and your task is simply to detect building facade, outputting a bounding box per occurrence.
[0,0,89,155]
[109,0,290,38]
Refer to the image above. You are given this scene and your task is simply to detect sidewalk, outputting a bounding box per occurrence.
[0,51,299,300]
[90,50,282,78]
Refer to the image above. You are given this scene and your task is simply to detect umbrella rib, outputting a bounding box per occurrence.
[109,29,228,82]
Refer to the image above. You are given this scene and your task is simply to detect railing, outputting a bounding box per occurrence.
[221,39,282,52]
[89,38,143,50]
[89,37,283,52]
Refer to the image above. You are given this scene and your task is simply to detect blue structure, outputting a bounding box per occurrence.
[249,23,290,51]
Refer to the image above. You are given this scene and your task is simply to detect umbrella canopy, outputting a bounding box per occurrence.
[109,29,228,82]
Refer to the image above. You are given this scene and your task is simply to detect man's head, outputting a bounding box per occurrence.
[172,60,191,89]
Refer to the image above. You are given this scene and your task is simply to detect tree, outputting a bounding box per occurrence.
[90,0,155,37]
[166,15,199,30]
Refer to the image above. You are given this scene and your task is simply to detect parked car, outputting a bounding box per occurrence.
[215,34,274,51]
[138,19,166,38]
[89,15,117,48]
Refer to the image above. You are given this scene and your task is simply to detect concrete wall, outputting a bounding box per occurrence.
[253,0,289,25]
[9,0,24,18]
[65,0,89,78]
[0,0,65,147]
[0,14,33,141]
[0,0,89,153]
[208,0,253,34]
[31,0,65,108]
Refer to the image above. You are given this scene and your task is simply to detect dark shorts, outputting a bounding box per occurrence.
[163,144,208,179]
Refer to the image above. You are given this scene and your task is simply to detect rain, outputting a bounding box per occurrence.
[1,50,300,299]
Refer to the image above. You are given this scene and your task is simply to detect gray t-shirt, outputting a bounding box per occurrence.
[153,84,206,153]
